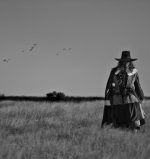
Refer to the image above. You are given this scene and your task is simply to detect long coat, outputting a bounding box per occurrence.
[101,67,145,128]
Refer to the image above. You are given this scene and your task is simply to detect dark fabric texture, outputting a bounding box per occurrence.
[104,67,144,103]
[102,67,145,129]
[101,106,113,126]
[101,102,143,128]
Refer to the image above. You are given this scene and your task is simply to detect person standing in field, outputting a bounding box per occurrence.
[101,51,145,131]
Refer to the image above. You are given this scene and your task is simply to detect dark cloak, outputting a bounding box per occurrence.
[101,67,145,128]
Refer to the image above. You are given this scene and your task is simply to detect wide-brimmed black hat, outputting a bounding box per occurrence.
[115,51,137,62]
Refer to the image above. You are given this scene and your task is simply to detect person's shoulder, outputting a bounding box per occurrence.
[107,67,118,77]
[110,67,118,74]
[111,67,118,71]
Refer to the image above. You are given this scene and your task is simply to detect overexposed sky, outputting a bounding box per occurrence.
[0,0,150,96]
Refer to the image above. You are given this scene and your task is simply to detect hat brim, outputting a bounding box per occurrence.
[115,58,138,61]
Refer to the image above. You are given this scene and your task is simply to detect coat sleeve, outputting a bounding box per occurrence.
[105,68,115,100]
[134,73,144,102]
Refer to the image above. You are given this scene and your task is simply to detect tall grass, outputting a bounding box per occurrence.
[0,100,150,159]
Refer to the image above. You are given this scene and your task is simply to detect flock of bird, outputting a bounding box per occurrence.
[56,47,72,55]
[1,43,72,63]
[1,43,38,63]
[21,43,38,53]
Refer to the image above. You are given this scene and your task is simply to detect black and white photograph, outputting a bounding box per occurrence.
[0,0,150,158]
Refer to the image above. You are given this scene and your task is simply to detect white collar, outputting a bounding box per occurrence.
[127,69,137,76]
[115,68,137,76]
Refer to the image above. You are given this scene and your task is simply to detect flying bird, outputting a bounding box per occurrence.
[1,58,11,63]
[56,47,72,56]
[62,48,67,51]
[29,43,37,52]
[21,43,38,53]
[61,47,72,53]
[21,49,25,53]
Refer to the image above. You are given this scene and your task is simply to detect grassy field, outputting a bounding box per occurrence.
[0,100,150,159]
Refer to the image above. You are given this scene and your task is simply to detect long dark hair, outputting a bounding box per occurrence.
[116,61,135,71]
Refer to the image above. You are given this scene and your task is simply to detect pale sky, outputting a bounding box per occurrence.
[0,0,150,97]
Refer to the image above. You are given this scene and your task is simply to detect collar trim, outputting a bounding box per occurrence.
[115,68,137,76]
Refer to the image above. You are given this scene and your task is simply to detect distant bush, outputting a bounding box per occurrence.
[46,91,57,98]
[46,91,66,100]
[56,92,66,100]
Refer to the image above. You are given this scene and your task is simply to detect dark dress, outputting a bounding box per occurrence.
[101,67,145,129]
